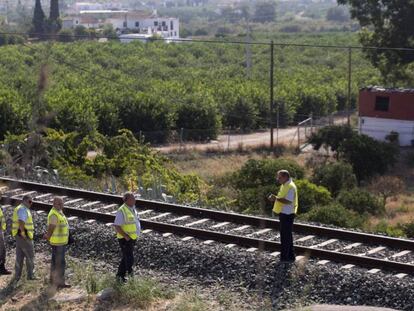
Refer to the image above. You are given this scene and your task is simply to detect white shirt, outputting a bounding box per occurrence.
[114,205,141,236]
[281,179,296,215]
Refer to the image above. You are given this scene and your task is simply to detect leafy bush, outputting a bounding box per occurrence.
[309,125,399,181]
[337,188,383,215]
[312,161,357,196]
[237,184,277,215]
[300,203,365,228]
[296,179,332,213]
[232,158,305,190]
[374,220,405,238]
[402,221,414,238]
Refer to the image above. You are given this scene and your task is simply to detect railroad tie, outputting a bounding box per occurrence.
[317,260,330,265]
[169,215,190,222]
[185,218,209,227]
[390,250,411,258]
[203,240,215,245]
[247,228,273,237]
[142,229,153,234]
[138,209,153,216]
[310,239,337,249]
[162,232,173,237]
[294,235,315,242]
[342,242,362,250]
[149,212,171,220]
[210,222,230,229]
[231,225,250,232]
[81,201,101,208]
[34,193,52,199]
[225,244,236,249]
[64,198,84,205]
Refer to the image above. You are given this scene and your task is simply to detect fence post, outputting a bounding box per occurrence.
[347,47,352,126]
[180,128,184,149]
[270,40,274,149]
[297,124,300,149]
[227,128,231,151]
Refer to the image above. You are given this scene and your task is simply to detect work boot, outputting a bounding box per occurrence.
[0,265,12,275]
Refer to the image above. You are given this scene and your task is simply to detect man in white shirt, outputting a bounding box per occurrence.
[113,192,141,282]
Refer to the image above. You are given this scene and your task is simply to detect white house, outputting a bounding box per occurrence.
[359,87,414,146]
[62,10,180,39]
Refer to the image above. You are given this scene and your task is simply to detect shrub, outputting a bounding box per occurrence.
[368,176,405,208]
[374,220,405,238]
[300,203,365,228]
[402,221,414,238]
[312,161,357,196]
[295,179,332,213]
[232,158,305,190]
[237,184,277,215]
[337,188,383,215]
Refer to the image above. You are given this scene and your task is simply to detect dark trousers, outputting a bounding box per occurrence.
[117,239,135,279]
[279,213,295,261]
[51,245,66,286]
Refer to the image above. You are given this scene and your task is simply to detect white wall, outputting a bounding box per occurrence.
[359,116,414,146]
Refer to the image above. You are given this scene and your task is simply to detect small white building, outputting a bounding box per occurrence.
[62,10,180,39]
[359,87,414,146]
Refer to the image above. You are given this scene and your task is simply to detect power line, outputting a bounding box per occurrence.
[2,31,414,52]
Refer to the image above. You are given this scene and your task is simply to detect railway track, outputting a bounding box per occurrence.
[0,177,413,276]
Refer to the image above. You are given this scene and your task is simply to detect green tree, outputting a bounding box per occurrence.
[337,189,383,215]
[32,0,46,35]
[338,0,414,82]
[253,1,276,23]
[312,161,357,196]
[48,0,61,34]
[295,179,332,213]
[326,6,350,22]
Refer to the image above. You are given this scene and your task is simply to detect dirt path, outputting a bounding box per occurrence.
[155,127,298,153]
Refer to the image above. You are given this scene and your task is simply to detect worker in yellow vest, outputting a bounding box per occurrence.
[114,192,141,282]
[0,205,11,275]
[12,195,36,281]
[268,170,298,263]
[43,196,71,289]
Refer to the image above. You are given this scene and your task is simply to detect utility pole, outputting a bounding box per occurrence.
[270,40,274,149]
[347,47,352,126]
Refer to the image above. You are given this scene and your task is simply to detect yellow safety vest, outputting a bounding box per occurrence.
[47,208,69,246]
[116,204,138,240]
[0,207,6,231]
[12,204,34,240]
[273,180,298,214]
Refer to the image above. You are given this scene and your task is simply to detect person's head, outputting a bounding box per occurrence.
[123,192,136,207]
[53,196,64,211]
[277,170,290,185]
[22,195,33,208]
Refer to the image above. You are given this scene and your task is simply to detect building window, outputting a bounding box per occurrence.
[154,21,158,26]
[174,31,177,36]
[135,21,139,27]
[162,21,166,26]
[170,21,174,30]
[375,96,390,111]
[123,21,127,28]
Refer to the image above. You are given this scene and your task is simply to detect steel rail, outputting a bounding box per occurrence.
[1,196,413,275]
[1,177,413,251]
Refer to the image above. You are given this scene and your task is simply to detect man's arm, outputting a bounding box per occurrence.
[43,224,56,240]
[277,188,294,204]
[18,220,27,238]
[114,225,130,241]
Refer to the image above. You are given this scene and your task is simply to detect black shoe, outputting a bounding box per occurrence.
[27,276,39,281]
[57,284,72,289]
[0,269,12,275]
[116,275,126,283]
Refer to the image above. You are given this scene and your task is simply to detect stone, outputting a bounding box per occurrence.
[96,287,116,302]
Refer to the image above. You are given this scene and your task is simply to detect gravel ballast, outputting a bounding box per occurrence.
[1,207,414,311]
